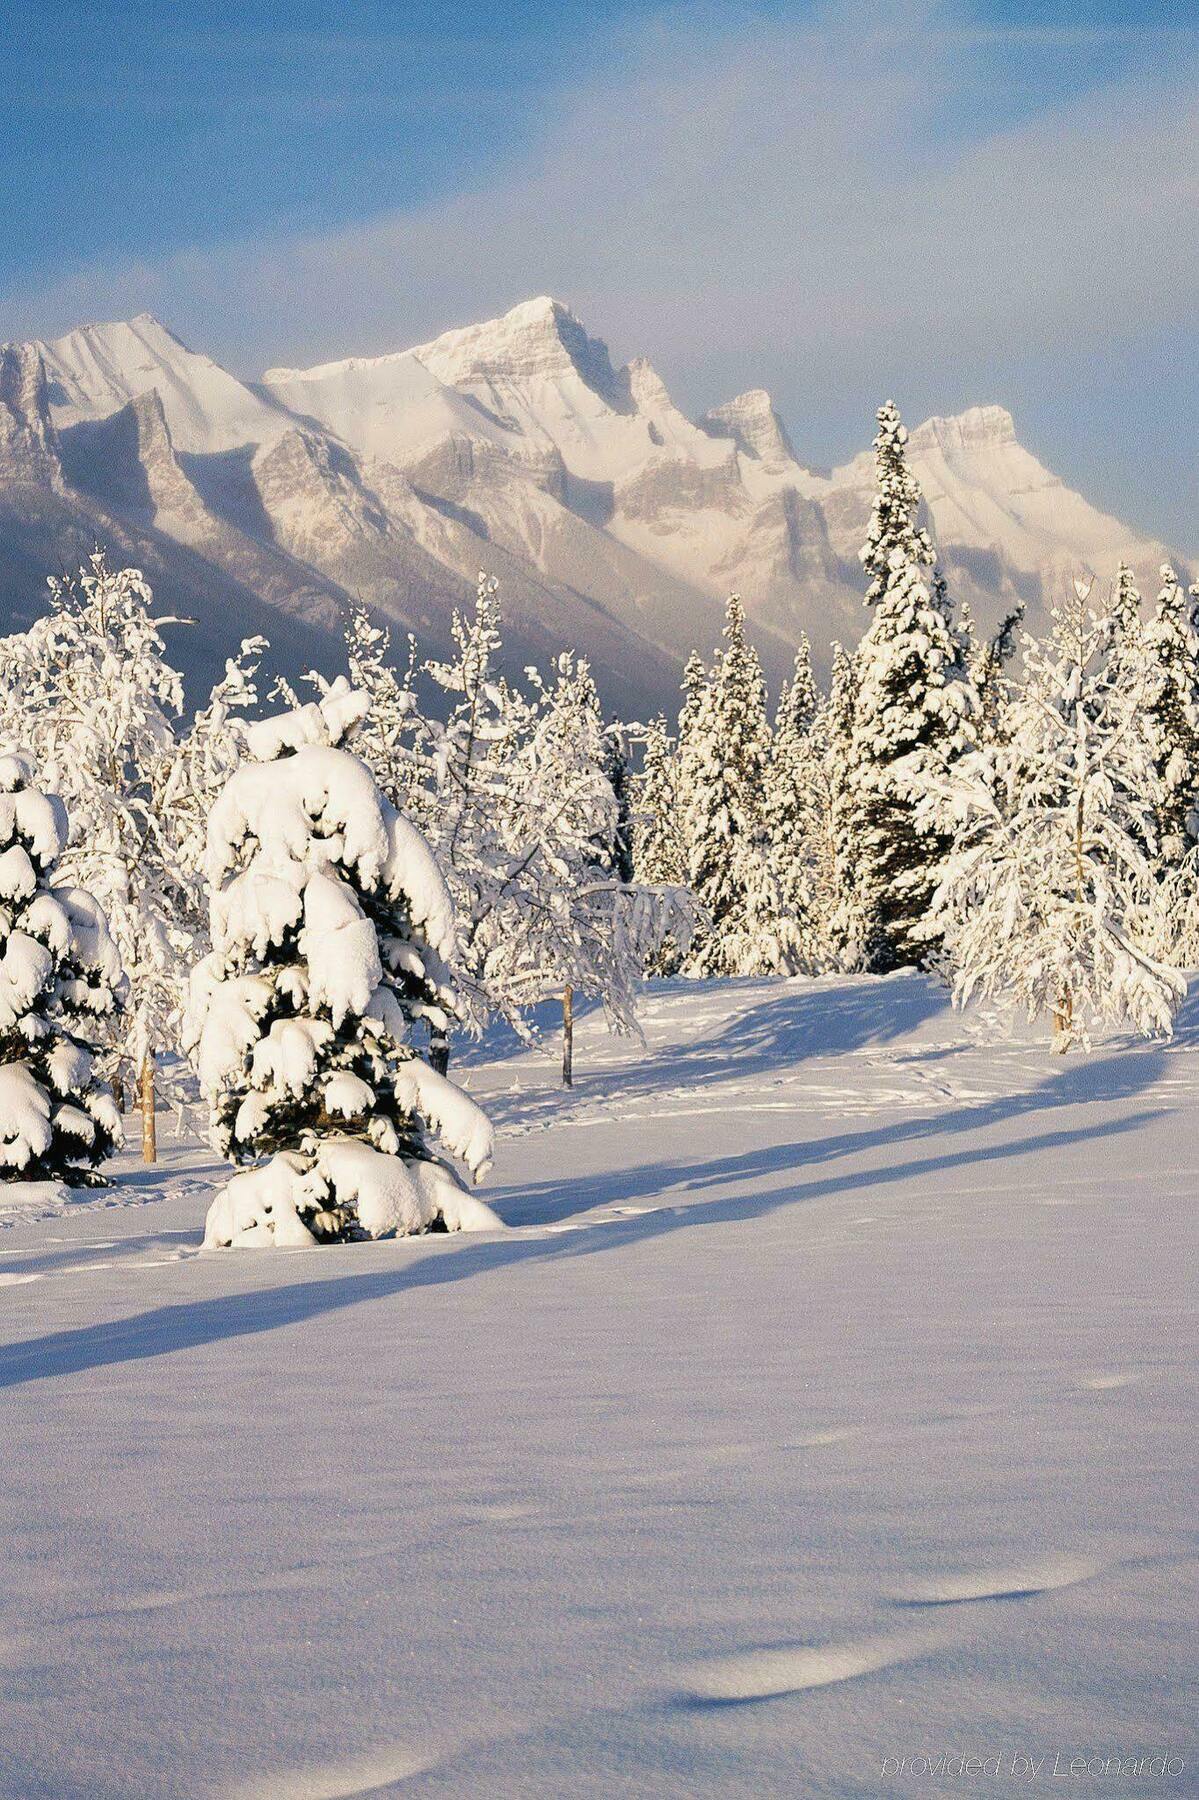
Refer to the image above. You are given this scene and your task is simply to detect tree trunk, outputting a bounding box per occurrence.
[1052,992,1073,1054]
[112,1070,125,1114]
[140,1051,157,1164]
[430,1027,450,1076]
[562,985,574,1088]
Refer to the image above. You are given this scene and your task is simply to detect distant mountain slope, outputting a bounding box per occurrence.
[0,297,1187,715]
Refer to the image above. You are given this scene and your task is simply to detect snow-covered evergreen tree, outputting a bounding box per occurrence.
[842,404,979,971]
[0,557,265,1156]
[679,594,795,976]
[1110,561,1143,663]
[1141,563,1199,870]
[632,715,689,977]
[919,589,1184,1048]
[186,680,500,1249]
[765,638,823,971]
[0,753,124,1186]
[826,643,868,967]
[968,604,1024,746]
[601,722,636,884]
[860,400,936,604]
[0,557,188,1153]
[633,716,685,889]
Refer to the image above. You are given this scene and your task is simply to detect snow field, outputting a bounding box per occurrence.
[0,972,1195,1797]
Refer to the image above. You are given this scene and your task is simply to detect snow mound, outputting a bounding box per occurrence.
[680,1630,938,1702]
[0,1176,71,1212]
[203,1140,502,1249]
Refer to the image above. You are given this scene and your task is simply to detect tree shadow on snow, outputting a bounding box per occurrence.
[479,975,954,1126]
[0,1042,1167,1392]
[492,1039,1172,1225]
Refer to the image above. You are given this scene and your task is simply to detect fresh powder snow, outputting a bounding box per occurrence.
[0,973,1193,1796]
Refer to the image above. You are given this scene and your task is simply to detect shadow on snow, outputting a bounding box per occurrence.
[0,1039,1170,1392]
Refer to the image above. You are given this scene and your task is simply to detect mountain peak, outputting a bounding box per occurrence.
[624,355,674,415]
[38,313,292,456]
[45,312,187,360]
[504,294,570,328]
[412,296,629,411]
[912,404,1017,452]
[700,389,798,468]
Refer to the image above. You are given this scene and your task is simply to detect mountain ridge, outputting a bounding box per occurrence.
[0,296,1186,713]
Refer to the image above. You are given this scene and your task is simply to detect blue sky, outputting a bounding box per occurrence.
[2,0,1196,544]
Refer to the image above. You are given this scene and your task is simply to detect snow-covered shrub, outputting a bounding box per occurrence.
[185,679,501,1249]
[0,753,124,1184]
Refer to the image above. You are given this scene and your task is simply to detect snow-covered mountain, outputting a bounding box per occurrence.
[0,297,1185,711]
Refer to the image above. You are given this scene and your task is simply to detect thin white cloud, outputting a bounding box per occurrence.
[3,0,1196,534]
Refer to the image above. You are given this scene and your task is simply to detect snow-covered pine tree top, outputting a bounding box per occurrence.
[1111,561,1143,647]
[860,401,937,606]
[186,677,492,1188]
[0,751,124,1183]
[774,636,819,742]
[678,650,709,741]
[851,404,975,785]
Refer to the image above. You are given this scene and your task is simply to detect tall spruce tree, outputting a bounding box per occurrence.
[1142,563,1199,869]
[826,643,868,966]
[842,402,978,971]
[679,595,795,976]
[766,638,823,970]
[1107,563,1145,694]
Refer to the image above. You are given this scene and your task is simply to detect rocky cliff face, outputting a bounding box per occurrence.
[0,343,63,486]
[700,389,800,472]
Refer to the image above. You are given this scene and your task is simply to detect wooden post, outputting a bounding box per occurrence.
[140,1051,157,1164]
[562,984,574,1088]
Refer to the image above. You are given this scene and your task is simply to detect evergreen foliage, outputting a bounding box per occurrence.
[841,404,979,971]
[186,680,499,1248]
[0,753,124,1185]
[919,587,1184,1047]
[679,595,795,976]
